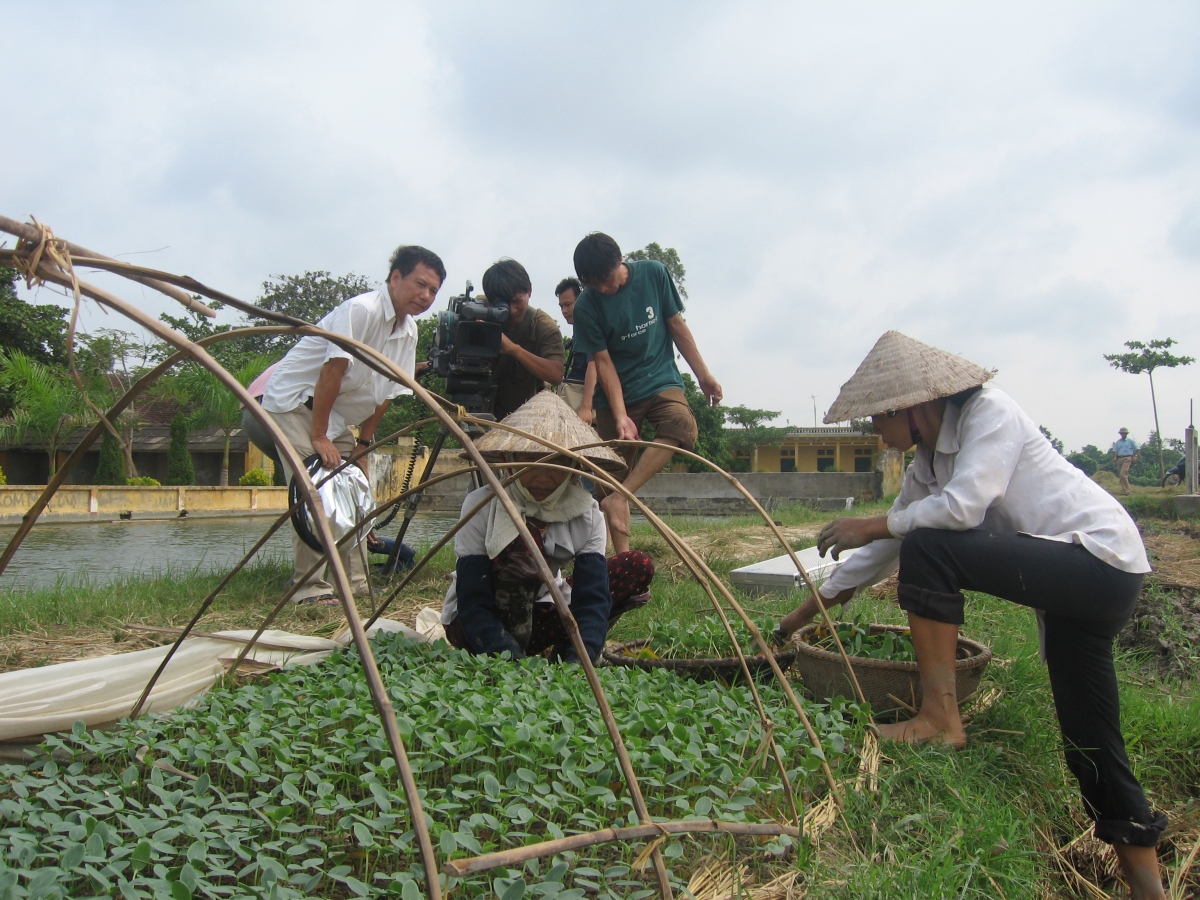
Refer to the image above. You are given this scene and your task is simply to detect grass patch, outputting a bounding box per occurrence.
[2,502,1198,896]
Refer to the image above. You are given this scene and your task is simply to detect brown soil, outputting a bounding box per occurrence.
[633,524,824,581]
[1118,524,1200,679]
[0,582,444,674]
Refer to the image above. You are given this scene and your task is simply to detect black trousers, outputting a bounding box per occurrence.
[897,528,1165,847]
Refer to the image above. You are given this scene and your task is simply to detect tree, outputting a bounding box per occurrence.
[0,268,70,368]
[0,268,70,416]
[624,243,688,299]
[0,351,97,480]
[166,413,195,486]
[76,328,156,478]
[94,429,127,485]
[725,406,789,472]
[1066,444,1112,477]
[1103,338,1194,480]
[681,373,728,471]
[180,357,271,486]
[1039,426,1064,455]
[158,271,375,372]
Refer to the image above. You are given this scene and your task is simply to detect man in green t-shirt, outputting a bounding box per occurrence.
[483,258,565,420]
[571,232,723,553]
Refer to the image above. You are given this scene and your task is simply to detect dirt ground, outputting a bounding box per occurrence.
[1119,524,1200,679]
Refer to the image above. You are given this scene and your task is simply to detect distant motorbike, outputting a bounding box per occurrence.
[1161,455,1196,487]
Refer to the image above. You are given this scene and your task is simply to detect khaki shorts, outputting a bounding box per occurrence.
[594,387,698,487]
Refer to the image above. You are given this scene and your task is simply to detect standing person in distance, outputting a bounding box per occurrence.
[555,276,598,423]
[1111,427,1140,496]
[260,245,444,604]
[570,232,722,554]
[484,258,565,421]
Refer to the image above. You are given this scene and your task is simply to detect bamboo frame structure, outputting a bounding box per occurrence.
[0,217,872,898]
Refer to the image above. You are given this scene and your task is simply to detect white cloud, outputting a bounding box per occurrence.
[4,0,1199,450]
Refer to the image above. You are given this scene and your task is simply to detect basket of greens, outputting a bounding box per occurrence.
[793,620,991,717]
[603,615,798,680]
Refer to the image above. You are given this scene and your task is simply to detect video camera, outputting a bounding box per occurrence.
[428,281,509,418]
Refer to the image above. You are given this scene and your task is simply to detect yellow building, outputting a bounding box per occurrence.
[736,427,883,473]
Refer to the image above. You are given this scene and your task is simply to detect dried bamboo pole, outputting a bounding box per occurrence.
[157,461,484,699]
[444,819,802,878]
[220,462,493,677]
[454,459,806,824]
[79,275,679,894]
[454,418,843,801]
[2,255,446,900]
[594,438,869,711]
[0,215,215,317]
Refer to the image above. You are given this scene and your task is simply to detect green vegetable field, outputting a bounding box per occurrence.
[0,634,866,900]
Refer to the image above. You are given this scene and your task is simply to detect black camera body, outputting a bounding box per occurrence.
[429,281,510,418]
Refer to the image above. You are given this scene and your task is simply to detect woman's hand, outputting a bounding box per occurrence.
[816,515,891,560]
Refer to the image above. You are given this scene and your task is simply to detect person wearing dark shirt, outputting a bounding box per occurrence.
[484,258,565,420]
[555,276,597,422]
[571,233,722,553]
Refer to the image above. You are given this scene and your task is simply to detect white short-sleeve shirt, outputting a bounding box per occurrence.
[261,288,417,436]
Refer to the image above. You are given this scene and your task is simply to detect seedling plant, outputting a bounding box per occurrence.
[636,616,779,660]
[807,620,917,663]
[0,632,867,899]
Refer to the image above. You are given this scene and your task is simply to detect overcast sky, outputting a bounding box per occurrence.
[5,1,1199,451]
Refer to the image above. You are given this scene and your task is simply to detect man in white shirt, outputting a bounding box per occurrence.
[261,245,445,603]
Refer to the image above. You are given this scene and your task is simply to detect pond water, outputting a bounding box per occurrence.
[0,514,460,592]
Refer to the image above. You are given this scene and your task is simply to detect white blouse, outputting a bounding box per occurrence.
[440,485,608,624]
[822,386,1150,599]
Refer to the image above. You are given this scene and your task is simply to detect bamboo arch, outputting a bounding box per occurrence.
[0,216,870,899]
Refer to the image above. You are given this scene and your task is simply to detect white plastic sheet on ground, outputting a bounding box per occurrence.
[0,619,425,745]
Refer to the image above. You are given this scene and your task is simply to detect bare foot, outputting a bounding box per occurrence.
[876,716,967,749]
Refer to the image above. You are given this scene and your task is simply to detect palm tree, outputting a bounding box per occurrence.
[0,351,96,480]
[180,357,270,486]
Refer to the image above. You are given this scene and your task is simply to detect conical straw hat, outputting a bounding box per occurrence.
[824,331,995,423]
[463,390,627,473]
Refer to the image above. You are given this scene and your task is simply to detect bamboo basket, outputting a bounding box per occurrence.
[792,623,991,717]
[602,638,798,681]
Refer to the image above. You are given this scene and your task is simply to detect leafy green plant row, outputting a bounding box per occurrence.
[1,633,867,899]
[808,620,917,662]
[638,616,778,660]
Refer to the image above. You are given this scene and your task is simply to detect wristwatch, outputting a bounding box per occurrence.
[356,436,373,447]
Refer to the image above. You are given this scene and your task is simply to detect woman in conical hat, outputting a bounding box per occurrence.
[440,391,655,663]
[775,332,1165,897]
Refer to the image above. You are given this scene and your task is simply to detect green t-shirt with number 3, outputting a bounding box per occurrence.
[571,259,685,409]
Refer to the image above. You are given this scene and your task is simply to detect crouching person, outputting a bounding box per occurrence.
[440,392,639,662]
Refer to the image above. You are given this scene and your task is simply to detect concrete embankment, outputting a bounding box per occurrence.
[0,485,289,523]
[398,469,883,515]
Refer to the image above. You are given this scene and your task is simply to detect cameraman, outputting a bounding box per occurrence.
[260,244,445,604]
[483,258,565,420]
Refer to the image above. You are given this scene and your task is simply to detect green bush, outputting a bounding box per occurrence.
[126,475,161,486]
[166,413,194,486]
[239,467,273,486]
[93,429,127,485]
[1120,493,1177,520]
[0,465,6,485]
